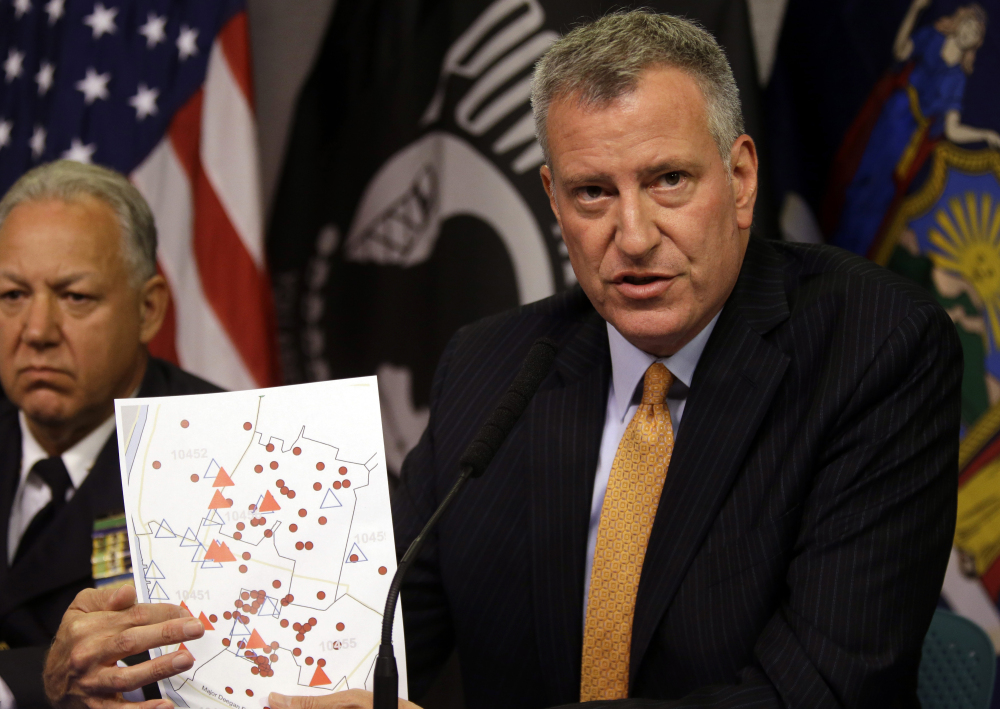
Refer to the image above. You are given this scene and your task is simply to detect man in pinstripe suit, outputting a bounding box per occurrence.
[41,10,961,709]
[382,11,962,709]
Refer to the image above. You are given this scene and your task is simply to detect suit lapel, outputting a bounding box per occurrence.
[0,432,124,615]
[0,405,22,587]
[529,306,610,705]
[629,237,792,684]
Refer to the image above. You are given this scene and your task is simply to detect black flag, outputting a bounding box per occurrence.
[267,0,771,473]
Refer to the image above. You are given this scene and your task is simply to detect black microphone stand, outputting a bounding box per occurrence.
[372,465,473,709]
[371,337,558,709]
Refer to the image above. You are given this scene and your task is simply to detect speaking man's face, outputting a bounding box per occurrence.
[541,65,757,356]
[0,195,164,441]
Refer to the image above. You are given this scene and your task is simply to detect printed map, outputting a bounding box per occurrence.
[115,378,405,709]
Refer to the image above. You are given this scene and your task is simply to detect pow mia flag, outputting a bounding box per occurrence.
[268,0,770,474]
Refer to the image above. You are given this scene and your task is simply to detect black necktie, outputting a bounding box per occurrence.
[14,456,72,564]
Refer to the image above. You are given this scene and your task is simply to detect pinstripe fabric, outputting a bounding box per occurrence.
[394,236,961,709]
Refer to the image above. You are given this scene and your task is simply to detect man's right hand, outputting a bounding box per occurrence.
[43,584,205,709]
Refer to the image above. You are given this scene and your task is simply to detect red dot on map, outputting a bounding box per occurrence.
[249,503,257,511]
[298,509,307,517]
[242,552,251,561]
[339,466,347,475]
[286,594,294,602]
[289,524,298,532]
[280,619,289,628]
[350,554,358,562]
[343,480,351,488]
[236,522,245,531]
[266,443,274,452]
[239,565,247,573]
[251,667,259,675]
[234,600,242,608]
[318,659,326,668]
[233,532,242,540]
[238,640,246,648]
[254,465,263,473]
[316,462,325,471]
[295,542,304,551]
[313,482,322,491]
[226,498,233,506]
[152,461,161,469]
[293,648,301,657]
[246,686,255,696]
[305,541,314,550]
[309,617,317,625]
[270,653,278,661]
[379,566,387,575]
[210,614,218,623]
[244,422,252,430]
[317,591,326,600]
[225,687,232,695]
[190,474,198,482]
[319,517,327,525]
[270,461,278,470]
[293,622,302,631]
[244,650,254,658]
[272,579,281,588]
[333,481,341,490]
[224,611,232,620]
[296,633,304,642]
[241,592,250,600]
[180,420,190,428]
[222,638,230,646]
[336,622,345,631]
[288,490,297,499]
[305,657,313,666]
[293,447,302,456]
[280,486,288,496]
[264,529,273,538]
[270,641,278,650]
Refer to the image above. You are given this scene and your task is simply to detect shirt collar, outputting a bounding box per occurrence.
[607,311,721,423]
[18,412,118,490]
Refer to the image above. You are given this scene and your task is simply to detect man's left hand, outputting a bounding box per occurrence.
[268,690,422,709]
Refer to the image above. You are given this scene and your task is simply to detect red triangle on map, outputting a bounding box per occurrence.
[247,629,267,650]
[212,468,234,487]
[208,490,232,509]
[178,643,192,659]
[309,666,332,687]
[199,612,214,631]
[180,601,192,616]
[204,540,237,562]
[258,490,281,512]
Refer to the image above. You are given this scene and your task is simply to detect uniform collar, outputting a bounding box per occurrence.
[607,312,720,423]
[18,412,118,490]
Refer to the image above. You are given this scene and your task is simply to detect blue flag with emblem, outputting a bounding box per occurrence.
[770,0,1000,701]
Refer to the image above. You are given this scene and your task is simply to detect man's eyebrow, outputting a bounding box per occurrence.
[561,171,614,187]
[0,272,94,288]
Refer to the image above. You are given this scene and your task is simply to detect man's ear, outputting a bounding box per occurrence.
[729,135,758,231]
[137,273,169,345]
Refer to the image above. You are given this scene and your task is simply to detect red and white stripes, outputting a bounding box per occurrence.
[132,11,278,391]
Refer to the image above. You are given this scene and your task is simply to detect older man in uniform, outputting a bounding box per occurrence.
[0,161,218,708]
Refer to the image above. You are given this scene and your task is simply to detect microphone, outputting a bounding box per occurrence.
[372,337,558,709]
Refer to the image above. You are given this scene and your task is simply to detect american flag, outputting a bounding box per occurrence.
[0,0,278,390]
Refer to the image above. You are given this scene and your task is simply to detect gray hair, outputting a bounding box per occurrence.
[0,161,157,286]
[531,10,744,170]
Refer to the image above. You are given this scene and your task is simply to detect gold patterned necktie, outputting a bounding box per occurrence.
[581,362,675,700]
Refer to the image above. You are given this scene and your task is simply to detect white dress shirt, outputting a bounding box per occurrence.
[583,314,720,613]
[7,412,117,564]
